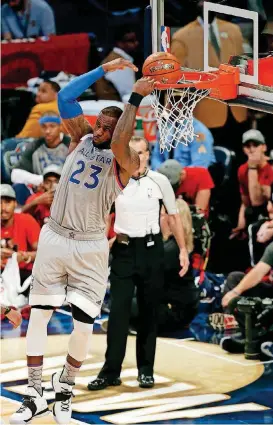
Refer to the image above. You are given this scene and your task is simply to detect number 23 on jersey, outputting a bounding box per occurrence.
[69,160,102,189]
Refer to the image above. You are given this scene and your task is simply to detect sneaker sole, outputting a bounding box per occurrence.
[10,408,50,424]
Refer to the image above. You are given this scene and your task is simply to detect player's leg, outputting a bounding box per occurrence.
[10,225,67,424]
[10,306,54,424]
[51,304,95,424]
[51,237,109,423]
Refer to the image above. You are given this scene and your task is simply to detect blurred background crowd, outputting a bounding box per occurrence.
[1,0,273,356]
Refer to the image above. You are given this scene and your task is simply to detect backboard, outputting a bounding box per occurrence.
[147,0,273,114]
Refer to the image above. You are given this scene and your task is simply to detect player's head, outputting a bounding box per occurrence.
[36,80,60,104]
[93,106,123,148]
[242,129,266,157]
[43,165,62,192]
[114,25,139,54]
[0,184,16,223]
[39,111,62,147]
[129,136,149,178]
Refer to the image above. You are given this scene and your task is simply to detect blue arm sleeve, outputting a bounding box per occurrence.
[58,66,105,119]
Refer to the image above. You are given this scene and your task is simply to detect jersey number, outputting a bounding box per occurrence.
[69,160,102,189]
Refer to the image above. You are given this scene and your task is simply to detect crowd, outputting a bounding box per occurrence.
[1,0,273,364]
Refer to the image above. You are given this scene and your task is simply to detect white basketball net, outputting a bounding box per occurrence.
[150,86,210,152]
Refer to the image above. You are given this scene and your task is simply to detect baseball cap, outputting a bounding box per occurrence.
[242,129,265,145]
[0,184,16,200]
[157,159,182,186]
[43,164,63,178]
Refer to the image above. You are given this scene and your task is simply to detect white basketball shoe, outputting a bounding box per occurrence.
[10,386,49,424]
[52,371,74,424]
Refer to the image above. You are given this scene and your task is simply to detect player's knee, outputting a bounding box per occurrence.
[27,307,53,356]
[68,305,94,362]
[71,304,95,325]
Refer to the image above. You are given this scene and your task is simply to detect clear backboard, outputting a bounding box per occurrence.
[148,0,273,114]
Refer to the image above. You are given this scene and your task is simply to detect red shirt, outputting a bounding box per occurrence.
[1,213,40,270]
[176,167,215,203]
[26,192,50,227]
[238,162,273,205]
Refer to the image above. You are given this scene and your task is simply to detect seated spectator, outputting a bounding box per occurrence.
[12,111,70,177]
[157,159,214,216]
[220,242,273,356]
[16,80,60,139]
[1,0,56,41]
[21,164,62,227]
[232,130,273,237]
[1,184,40,287]
[95,25,138,101]
[151,118,216,170]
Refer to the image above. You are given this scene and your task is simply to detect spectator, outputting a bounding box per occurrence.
[232,129,273,237]
[1,184,40,285]
[158,159,215,216]
[171,0,248,154]
[1,305,22,328]
[262,17,273,52]
[151,118,215,170]
[1,0,56,41]
[12,112,70,177]
[222,241,273,310]
[22,164,62,227]
[220,242,273,355]
[157,199,199,333]
[95,25,139,101]
[16,81,60,139]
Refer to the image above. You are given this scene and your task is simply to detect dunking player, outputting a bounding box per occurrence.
[10,59,157,425]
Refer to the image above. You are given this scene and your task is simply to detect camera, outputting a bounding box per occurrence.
[237,297,273,360]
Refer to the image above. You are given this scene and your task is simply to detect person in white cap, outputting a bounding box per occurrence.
[232,129,273,237]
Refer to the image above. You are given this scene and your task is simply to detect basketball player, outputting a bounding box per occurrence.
[10,58,157,425]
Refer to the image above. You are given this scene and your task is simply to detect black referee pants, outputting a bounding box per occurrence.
[99,234,164,379]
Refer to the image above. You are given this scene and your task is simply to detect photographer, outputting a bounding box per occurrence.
[1,184,40,287]
[22,164,62,226]
[221,241,273,355]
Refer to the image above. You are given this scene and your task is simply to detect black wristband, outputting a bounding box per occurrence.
[4,307,11,316]
[128,92,143,108]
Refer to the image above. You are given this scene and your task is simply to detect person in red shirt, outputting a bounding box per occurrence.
[157,159,215,216]
[232,129,273,237]
[22,164,62,227]
[1,184,40,285]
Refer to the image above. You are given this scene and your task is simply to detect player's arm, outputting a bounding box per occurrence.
[58,59,138,153]
[111,77,157,186]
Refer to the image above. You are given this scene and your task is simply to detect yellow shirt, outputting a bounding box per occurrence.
[16,100,60,139]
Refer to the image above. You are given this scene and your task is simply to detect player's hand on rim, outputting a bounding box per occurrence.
[133,77,159,97]
[102,58,138,73]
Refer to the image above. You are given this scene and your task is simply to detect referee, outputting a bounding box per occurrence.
[88,136,189,390]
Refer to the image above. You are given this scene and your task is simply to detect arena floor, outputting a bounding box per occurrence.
[1,308,273,424]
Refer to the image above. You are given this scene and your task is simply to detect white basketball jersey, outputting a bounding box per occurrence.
[50,134,123,236]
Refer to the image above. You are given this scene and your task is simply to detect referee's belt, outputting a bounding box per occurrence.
[116,233,160,247]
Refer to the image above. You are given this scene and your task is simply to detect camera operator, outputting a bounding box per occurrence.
[88,136,189,390]
[221,241,273,355]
